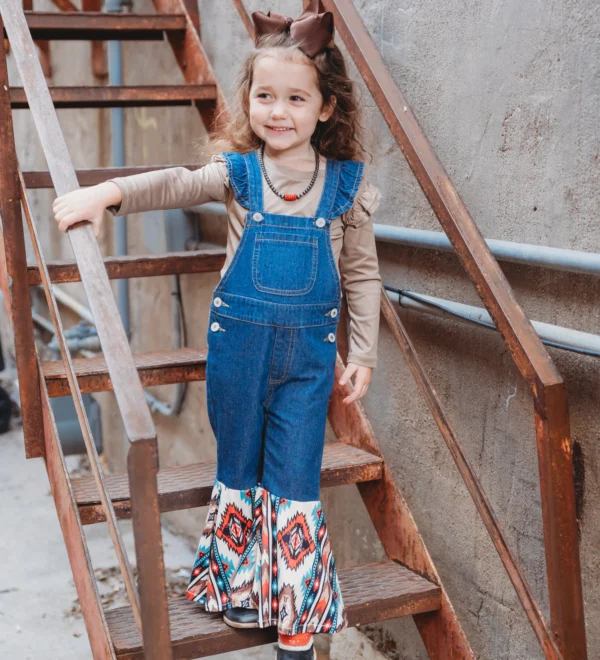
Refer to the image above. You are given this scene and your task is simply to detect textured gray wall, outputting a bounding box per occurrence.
[9,1,598,658]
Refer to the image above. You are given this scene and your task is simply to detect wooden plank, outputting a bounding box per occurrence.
[73,443,385,524]
[23,164,199,188]
[10,84,217,109]
[0,32,44,458]
[42,348,208,397]
[105,561,441,659]
[28,248,226,285]
[12,11,187,41]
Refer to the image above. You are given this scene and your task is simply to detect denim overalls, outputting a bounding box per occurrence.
[187,149,364,636]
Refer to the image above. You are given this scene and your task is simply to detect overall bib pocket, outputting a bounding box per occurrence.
[252,232,318,296]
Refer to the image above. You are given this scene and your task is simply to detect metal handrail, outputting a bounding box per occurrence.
[19,171,143,633]
[0,2,172,658]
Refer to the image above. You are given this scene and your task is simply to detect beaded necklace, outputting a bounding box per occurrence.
[258,143,320,202]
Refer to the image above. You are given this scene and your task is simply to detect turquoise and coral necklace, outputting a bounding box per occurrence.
[258,142,320,202]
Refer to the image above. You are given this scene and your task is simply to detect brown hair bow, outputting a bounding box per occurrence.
[252,0,334,58]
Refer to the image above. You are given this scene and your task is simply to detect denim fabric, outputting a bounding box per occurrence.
[206,149,364,502]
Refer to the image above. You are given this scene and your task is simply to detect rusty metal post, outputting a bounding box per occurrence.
[0,29,45,458]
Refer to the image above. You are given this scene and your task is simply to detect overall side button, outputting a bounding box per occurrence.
[213,296,229,308]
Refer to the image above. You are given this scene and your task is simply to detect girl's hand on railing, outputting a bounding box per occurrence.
[52,181,122,238]
[339,363,373,404]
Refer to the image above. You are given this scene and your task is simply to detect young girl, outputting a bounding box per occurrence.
[53,2,382,658]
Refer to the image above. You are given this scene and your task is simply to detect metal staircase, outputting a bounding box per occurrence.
[0,1,586,658]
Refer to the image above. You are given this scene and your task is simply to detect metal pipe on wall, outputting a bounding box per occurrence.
[375,225,600,277]
[188,207,600,278]
[387,288,600,355]
[106,0,130,337]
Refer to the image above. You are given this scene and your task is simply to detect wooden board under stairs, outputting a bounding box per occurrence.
[72,443,384,524]
[105,561,442,659]
[15,12,187,41]
[42,348,207,397]
[10,85,217,109]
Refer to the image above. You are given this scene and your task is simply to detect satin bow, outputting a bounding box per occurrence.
[252,0,334,58]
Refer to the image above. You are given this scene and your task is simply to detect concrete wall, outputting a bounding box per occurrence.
[9,1,599,658]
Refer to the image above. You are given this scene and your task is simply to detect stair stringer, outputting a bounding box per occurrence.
[328,356,475,660]
[41,367,117,659]
[153,0,231,134]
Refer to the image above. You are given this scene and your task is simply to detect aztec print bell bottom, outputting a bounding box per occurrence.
[186,481,345,635]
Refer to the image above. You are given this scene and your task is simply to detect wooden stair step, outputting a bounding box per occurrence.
[22,165,198,189]
[14,12,186,41]
[28,248,225,285]
[10,85,217,109]
[41,348,206,398]
[105,561,441,659]
[73,443,384,525]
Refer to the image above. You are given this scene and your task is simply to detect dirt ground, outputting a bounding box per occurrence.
[0,425,386,660]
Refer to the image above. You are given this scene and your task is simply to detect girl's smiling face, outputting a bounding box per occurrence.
[248,54,335,161]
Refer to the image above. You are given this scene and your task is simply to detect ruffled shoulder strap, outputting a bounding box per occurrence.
[220,151,253,210]
[342,178,382,228]
[327,159,365,218]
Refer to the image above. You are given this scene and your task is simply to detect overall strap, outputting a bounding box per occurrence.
[316,159,365,220]
[221,150,264,211]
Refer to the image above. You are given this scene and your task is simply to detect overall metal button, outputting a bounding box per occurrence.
[327,332,336,342]
[252,212,264,222]
[330,308,338,318]
[210,321,221,332]
[213,297,222,307]
[315,217,326,228]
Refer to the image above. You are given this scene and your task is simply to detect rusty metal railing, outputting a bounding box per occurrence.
[19,170,143,634]
[327,1,586,657]
[0,2,172,658]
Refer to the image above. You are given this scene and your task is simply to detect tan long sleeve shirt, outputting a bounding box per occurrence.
[108,150,382,368]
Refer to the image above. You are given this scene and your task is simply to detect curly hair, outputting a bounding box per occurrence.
[203,31,370,163]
